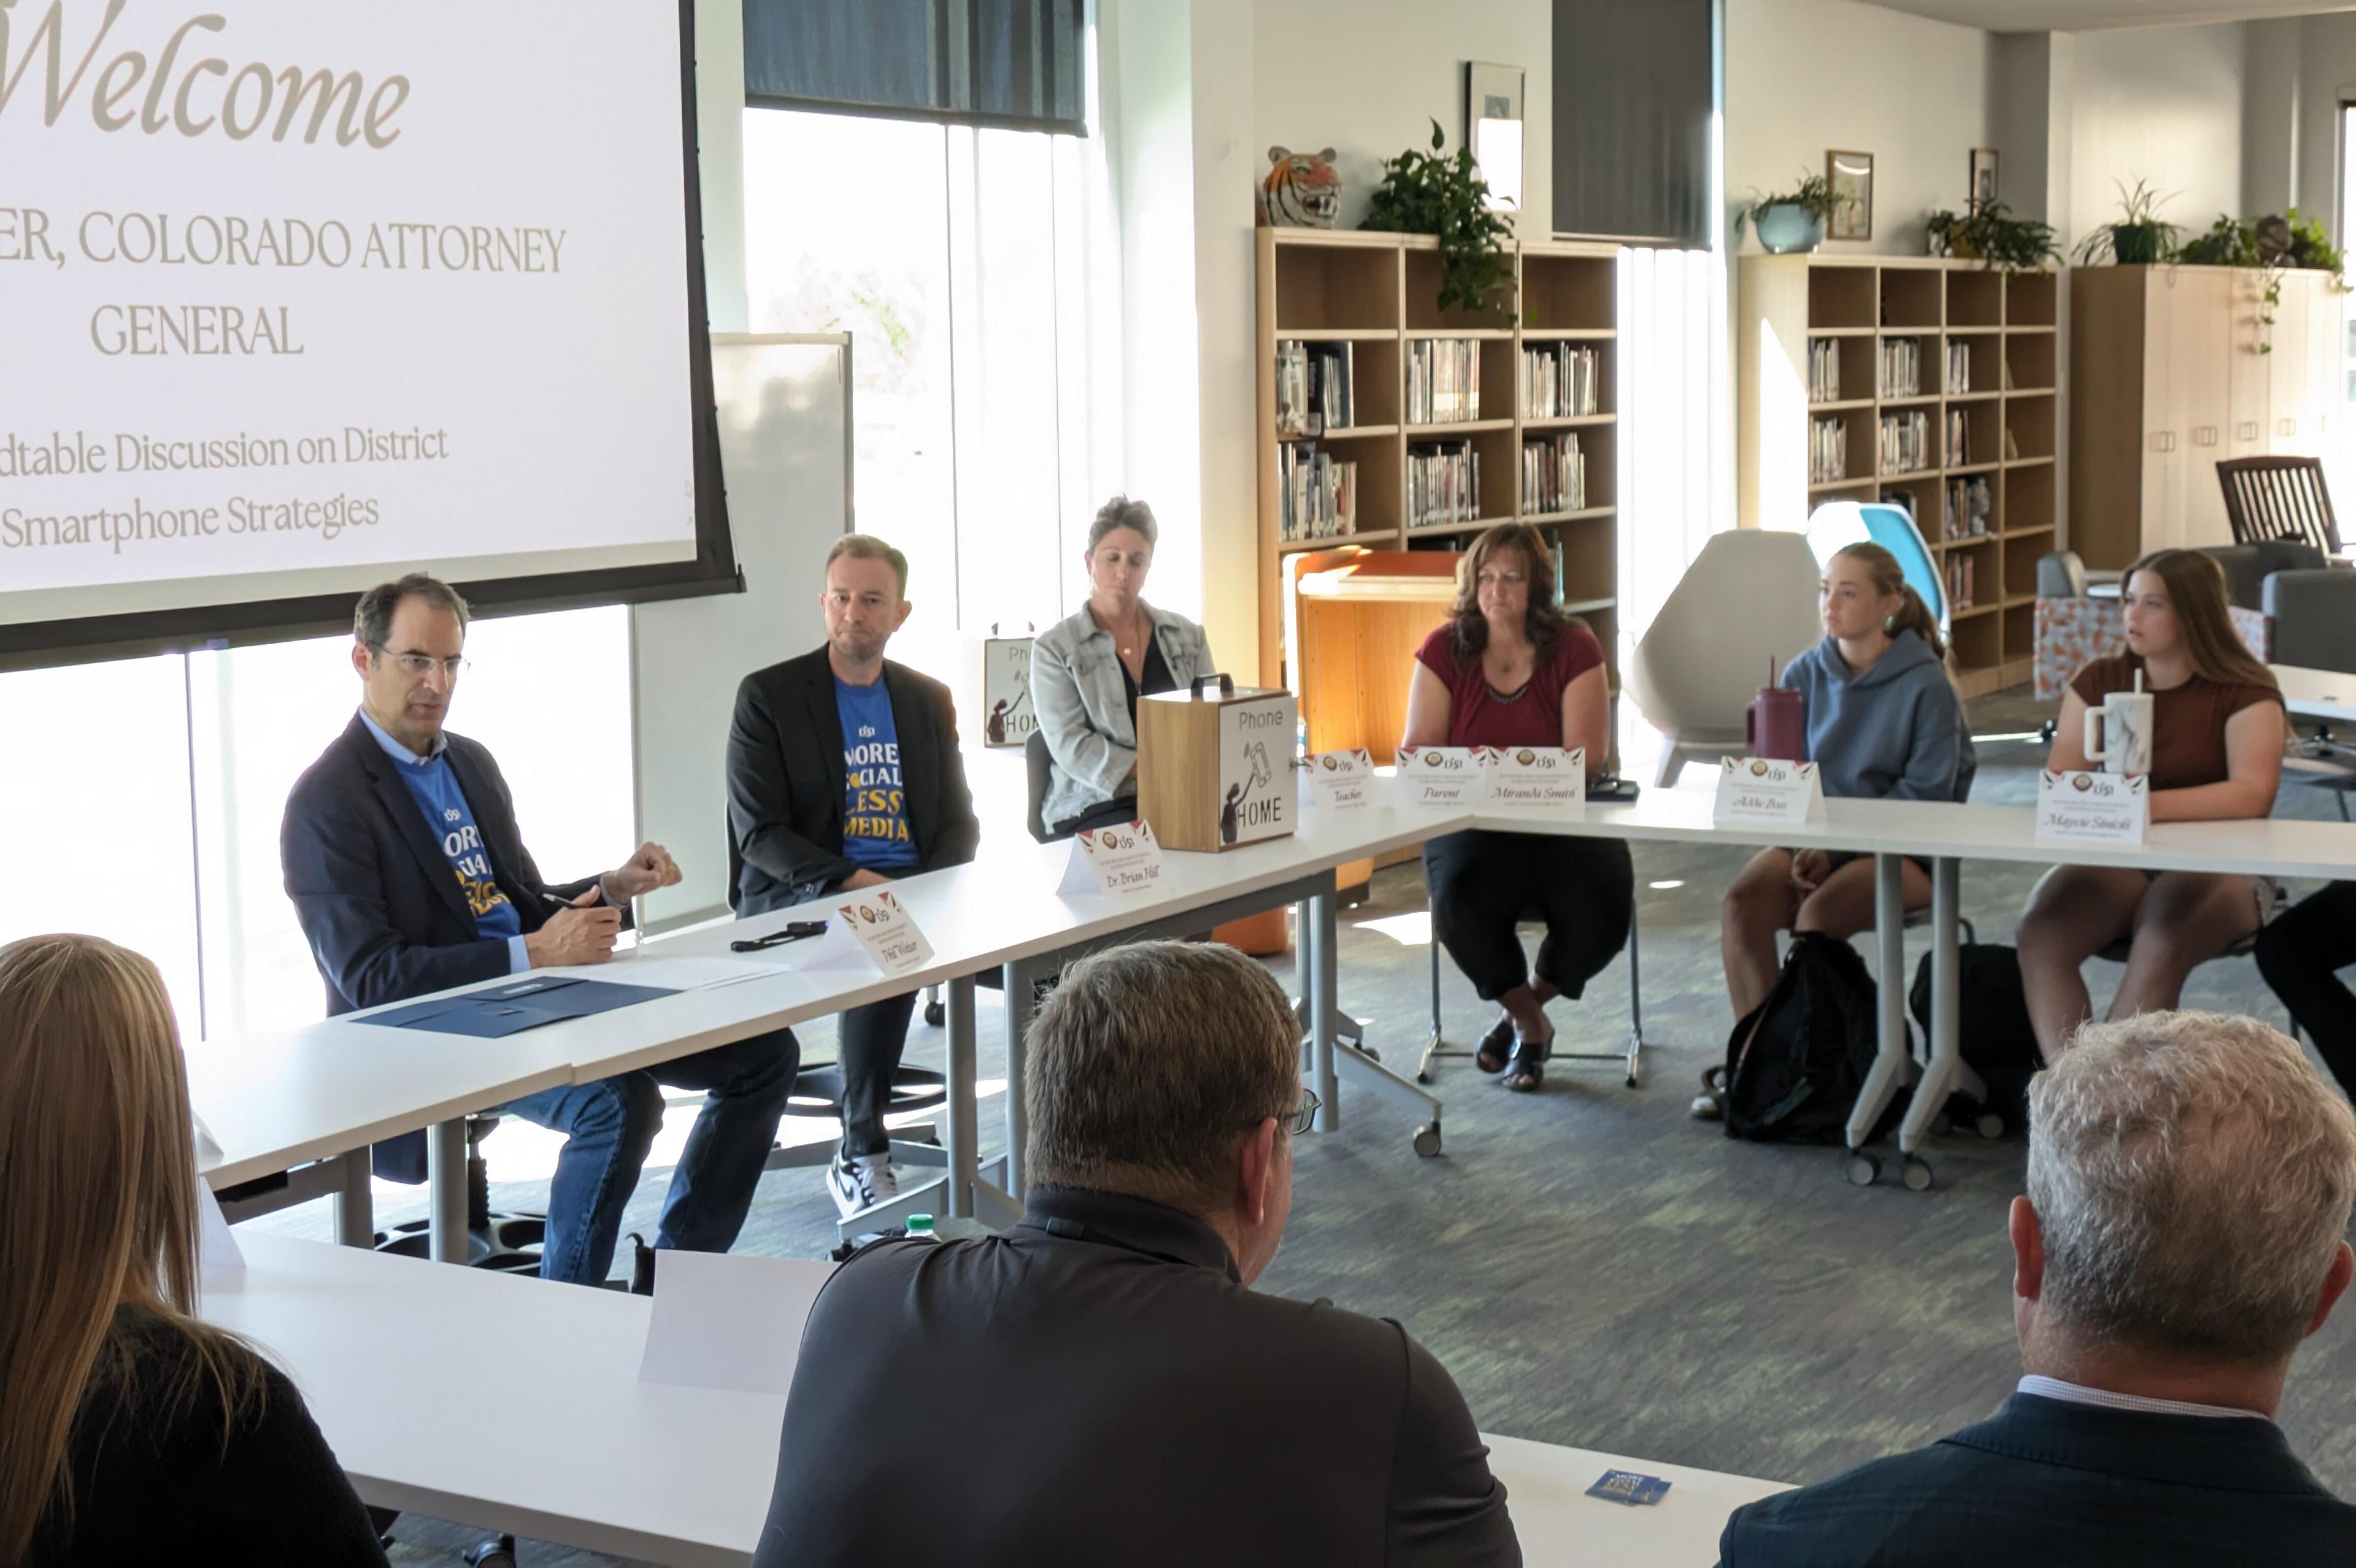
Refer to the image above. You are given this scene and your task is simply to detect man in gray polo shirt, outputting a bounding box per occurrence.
[753,940,1519,1567]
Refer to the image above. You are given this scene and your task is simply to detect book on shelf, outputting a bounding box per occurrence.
[1276,441,1358,542]
[1811,415,1849,485]
[2003,426,2021,460]
[1877,409,1931,474]
[1407,439,1480,529]
[1945,555,1976,610]
[1408,339,1481,425]
[1521,431,1587,514]
[1276,340,1355,437]
[1520,343,1602,419]
[1945,407,1968,467]
[1946,340,1970,395]
[1939,475,1992,540]
[1879,337,1921,399]
[1808,338,1841,403]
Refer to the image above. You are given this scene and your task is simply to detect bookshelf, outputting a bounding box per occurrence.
[1255,230,1623,693]
[1738,255,2062,700]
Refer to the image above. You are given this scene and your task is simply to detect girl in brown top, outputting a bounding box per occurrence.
[2017,550,2285,1058]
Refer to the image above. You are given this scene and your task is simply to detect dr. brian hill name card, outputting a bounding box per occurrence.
[1058,820,1169,897]
[2036,769,2148,845]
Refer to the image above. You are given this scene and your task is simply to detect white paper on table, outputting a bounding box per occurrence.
[2035,769,2149,845]
[544,955,793,991]
[1711,758,1827,826]
[800,888,935,976]
[636,1251,834,1396]
[1057,819,1169,897]
[1395,745,1487,807]
[1487,745,1585,813]
[1304,748,1377,811]
[199,1183,244,1278]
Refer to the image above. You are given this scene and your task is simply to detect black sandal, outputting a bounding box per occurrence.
[1474,1012,1515,1074]
[1503,1033,1552,1093]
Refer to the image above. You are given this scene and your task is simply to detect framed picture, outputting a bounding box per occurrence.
[1827,150,1873,241]
[1969,148,1999,211]
[1466,62,1526,213]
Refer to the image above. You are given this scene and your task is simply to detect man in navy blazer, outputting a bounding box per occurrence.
[282,574,797,1286]
[1719,1011,2356,1567]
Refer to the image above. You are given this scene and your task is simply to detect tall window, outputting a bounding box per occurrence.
[742,106,1119,667]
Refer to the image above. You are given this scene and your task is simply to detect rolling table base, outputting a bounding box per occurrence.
[1845,853,1990,1191]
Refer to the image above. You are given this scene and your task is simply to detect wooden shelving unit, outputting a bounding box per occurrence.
[1738,255,2062,699]
[1254,231,1623,691]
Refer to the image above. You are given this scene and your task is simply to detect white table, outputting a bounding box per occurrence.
[207,1233,1787,1567]
[2275,663,2356,726]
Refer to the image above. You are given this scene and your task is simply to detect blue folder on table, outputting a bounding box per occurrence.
[358,976,678,1038]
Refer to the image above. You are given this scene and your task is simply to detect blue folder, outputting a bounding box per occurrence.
[358,976,679,1038]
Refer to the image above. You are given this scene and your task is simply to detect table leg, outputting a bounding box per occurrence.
[334,1149,374,1249]
[944,975,979,1220]
[1306,890,1340,1132]
[1844,853,1914,1152]
[1898,856,1963,1155]
[1001,958,1034,1196]
[426,1120,467,1264]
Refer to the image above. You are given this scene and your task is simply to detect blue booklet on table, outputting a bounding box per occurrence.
[358,976,678,1039]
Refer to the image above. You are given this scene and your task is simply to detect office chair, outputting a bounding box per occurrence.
[371,1113,543,1272]
[2217,455,2343,555]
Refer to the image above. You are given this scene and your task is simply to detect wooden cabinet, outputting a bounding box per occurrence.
[2071,266,2341,567]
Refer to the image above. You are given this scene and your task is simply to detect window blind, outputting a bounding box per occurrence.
[1552,0,1714,246]
[742,0,1088,134]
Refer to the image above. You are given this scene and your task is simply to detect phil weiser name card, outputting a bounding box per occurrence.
[2036,769,2149,845]
[1304,748,1376,810]
[804,888,935,977]
[1486,746,1585,812]
[1712,757,1827,827]
[1396,745,1484,807]
[1058,820,1169,897]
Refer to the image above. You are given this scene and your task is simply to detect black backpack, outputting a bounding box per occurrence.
[1909,944,2044,1130]
[1723,932,1890,1144]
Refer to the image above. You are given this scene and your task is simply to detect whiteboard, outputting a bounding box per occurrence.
[631,335,851,933]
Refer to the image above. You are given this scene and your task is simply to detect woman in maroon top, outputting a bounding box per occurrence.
[1402,523,1632,1091]
[2017,548,2285,1058]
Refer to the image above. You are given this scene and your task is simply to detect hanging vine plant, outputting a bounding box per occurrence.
[1360,118,1515,316]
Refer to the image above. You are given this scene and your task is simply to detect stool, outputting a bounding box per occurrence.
[755,1063,950,1172]
[371,1113,544,1274]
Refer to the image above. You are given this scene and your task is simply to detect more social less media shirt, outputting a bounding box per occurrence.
[836,677,920,873]
[360,710,527,967]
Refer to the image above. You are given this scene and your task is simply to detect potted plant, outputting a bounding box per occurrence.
[1923,201,2059,271]
[2173,213,2258,267]
[1737,174,1841,255]
[2073,178,2179,266]
[1360,118,1514,315]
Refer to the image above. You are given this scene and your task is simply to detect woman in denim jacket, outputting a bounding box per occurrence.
[1031,496,1215,838]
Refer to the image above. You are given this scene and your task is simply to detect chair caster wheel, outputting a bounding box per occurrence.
[1624,1071,1640,1090]
[1901,1156,1934,1192]
[1415,1069,1433,1085]
[1361,1043,1381,1064]
[1975,1112,2006,1140]
[1412,1123,1442,1158]
[464,1537,518,1568]
[923,1000,945,1028]
[1845,1151,1880,1186]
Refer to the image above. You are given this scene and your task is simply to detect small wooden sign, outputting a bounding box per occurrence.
[982,636,1036,748]
[1136,675,1298,851]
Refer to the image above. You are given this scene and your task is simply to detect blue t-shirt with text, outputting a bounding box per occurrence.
[392,752,525,943]
[837,677,918,872]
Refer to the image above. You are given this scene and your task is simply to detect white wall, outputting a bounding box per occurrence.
[1725,0,1995,259]
[2066,23,2245,250]
[2291,12,2356,229]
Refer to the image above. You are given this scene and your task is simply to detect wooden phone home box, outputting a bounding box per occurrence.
[1136,677,1299,851]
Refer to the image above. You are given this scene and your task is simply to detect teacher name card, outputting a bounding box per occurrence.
[1396,745,1485,808]
[1486,745,1585,813]
[1304,748,1376,811]
[1712,758,1827,827]
[2036,769,2149,845]
[806,888,935,976]
[1058,820,1169,897]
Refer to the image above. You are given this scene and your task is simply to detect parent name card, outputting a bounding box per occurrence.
[1396,745,1485,807]
[806,888,934,976]
[1057,819,1169,897]
[1304,748,1376,811]
[1712,757,1827,826]
[2036,769,2149,845]
[1487,745,1586,813]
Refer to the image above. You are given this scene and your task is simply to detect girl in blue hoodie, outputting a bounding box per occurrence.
[1701,544,1976,1115]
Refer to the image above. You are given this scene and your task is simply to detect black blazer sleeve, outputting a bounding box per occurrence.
[922,676,980,872]
[1386,1331,1521,1566]
[728,671,858,894]
[281,776,511,1011]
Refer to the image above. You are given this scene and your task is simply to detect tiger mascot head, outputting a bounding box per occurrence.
[1260,147,1341,228]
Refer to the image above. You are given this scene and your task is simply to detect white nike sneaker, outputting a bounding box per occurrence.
[826,1150,899,1220]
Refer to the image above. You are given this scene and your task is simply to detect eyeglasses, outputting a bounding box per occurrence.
[1280,1088,1320,1137]
[377,649,469,679]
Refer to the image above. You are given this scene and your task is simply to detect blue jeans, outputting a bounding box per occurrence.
[501,1028,798,1285]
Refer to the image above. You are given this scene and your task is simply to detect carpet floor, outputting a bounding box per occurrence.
[255,688,2356,1564]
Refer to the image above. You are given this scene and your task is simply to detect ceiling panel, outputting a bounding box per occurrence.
[1859,1,2352,31]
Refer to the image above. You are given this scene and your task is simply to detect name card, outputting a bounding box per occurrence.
[199,1182,244,1279]
[1304,748,1376,811]
[1486,745,1585,813]
[637,1251,833,1396]
[2036,769,2149,845]
[1057,819,1169,897]
[1396,745,1485,807]
[806,888,934,976]
[1712,757,1827,826]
